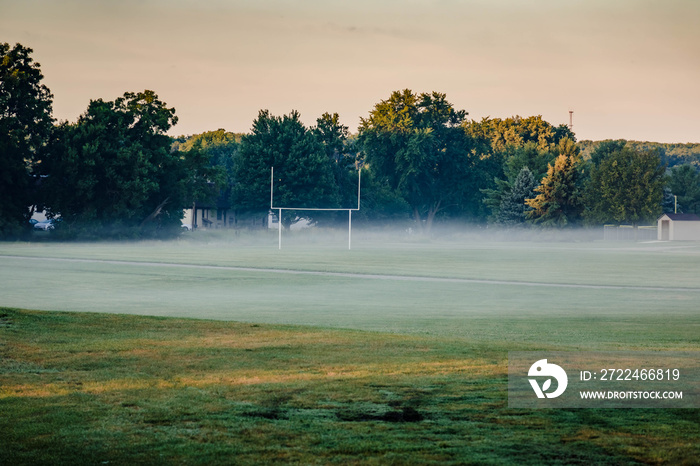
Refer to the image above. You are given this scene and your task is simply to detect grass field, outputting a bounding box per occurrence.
[1,231,699,463]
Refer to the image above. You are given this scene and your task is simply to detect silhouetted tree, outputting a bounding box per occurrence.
[0,43,53,237]
[359,89,482,231]
[42,90,220,238]
[232,110,339,228]
[583,146,666,226]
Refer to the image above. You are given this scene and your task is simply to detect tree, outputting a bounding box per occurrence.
[313,112,349,165]
[587,139,626,167]
[667,164,700,214]
[0,43,54,237]
[466,116,570,223]
[481,142,556,222]
[661,186,676,214]
[495,167,538,226]
[350,167,411,224]
[231,110,339,228]
[312,112,359,224]
[582,146,666,227]
[526,138,583,226]
[173,129,242,213]
[579,140,700,170]
[173,129,242,174]
[580,139,627,183]
[358,89,481,232]
[42,90,219,238]
[464,115,574,154]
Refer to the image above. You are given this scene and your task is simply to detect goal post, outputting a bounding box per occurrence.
[270,167,361,250]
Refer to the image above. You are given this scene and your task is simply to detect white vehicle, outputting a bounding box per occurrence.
[33,219,55,231]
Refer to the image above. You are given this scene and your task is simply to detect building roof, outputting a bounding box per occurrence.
[659,213,700,221]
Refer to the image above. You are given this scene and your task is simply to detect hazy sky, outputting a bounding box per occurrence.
[2,0,699,142]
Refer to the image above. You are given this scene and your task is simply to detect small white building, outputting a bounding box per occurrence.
[182,204,231,230]
[657,213,700,241]
[182,204,271,230]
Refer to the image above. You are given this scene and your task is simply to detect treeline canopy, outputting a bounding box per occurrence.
[2,42,699,239]
[580,140,700,169]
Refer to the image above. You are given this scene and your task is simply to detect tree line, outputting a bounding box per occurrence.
[2,42,699,239]
[579,140,700,169]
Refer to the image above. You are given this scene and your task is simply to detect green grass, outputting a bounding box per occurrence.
[2,232,699,287]
[1,308,698,465]
[0,237,699,347]
[1,235,699,463]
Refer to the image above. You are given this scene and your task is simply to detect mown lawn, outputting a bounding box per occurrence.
[2,234,700,288]
[1,308,698,465]
[1,239,699,347]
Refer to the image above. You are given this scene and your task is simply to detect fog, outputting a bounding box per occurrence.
[255,221,646,248]
[2,222,697,349]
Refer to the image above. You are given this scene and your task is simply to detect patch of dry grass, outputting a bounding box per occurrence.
[1,307,698,464]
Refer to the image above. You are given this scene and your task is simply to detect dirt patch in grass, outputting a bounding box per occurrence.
[336,403,425,423]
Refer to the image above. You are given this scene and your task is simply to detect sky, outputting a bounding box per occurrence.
[2,0,699,143]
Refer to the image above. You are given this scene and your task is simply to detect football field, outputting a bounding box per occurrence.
[1,232,699,464]
[1,233,699,348]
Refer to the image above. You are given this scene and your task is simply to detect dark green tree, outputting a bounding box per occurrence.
[313,112,349,164]
[525,138,583,226]
[174,129,242,212]
[495,166,538,226]
[42,90,220,238]
[481,142,556,222]
[350,167,410,223]
[0,43,54,237]
[174,129,242,171]
[579,140,700,170]
[231,110,339,228]
[358,89,481,232]
[580,139,628,183]
[502,142,556,183]
[667,164,700,214]
[467,116,570,223]
[582,146,666,227]
[587,139,627,167]
[312,112,360,224]
[662,186,676,214]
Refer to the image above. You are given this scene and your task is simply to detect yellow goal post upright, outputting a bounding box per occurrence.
[270,167,361,250]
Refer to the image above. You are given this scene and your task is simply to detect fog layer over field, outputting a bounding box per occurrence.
[1,227,698,349]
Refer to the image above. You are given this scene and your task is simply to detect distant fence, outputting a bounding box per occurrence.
[603,225,657,241]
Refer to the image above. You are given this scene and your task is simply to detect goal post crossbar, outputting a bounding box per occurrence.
[271,207,360,212]
[270,167,361,250]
